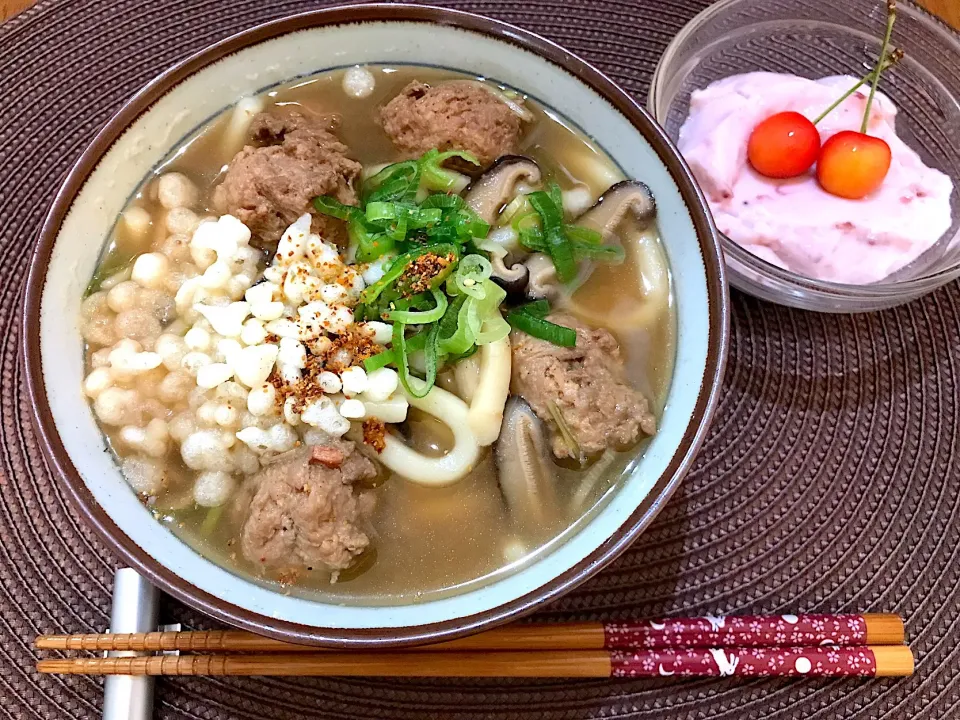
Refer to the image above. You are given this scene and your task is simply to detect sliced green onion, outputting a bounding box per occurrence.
[471,279,508,345]
[385,287,448,324]
[547,400,582,461]
[475,308,511,345]
[547,182,563,211]
[313,196,396,263]
[350,219,393,263]
[518,225,547,252]
[200,506,223,536]
[419,149,480,192]
[422,323,440,391]
[507,309,577,347]
[512,210,541,233]
[438,292,468,338]
[498,195,532,226]
[425,224,459,243]
[365,201,443,229]
[421,193,466,210]
[385,216,408,242]
[364,330,431,372]
[573,240,625,263]
[545,228,576,283]
[514,299,550,318]
[365,201,403,223]
[410,208,443,228]
[564,225,603,245]
[394,322,437,398]
[455,254,493,299]
[359,243,458,306]
[443,343,479,365]
[439,294,476,355]
[363,350,395,373]
[360,255,408,306]
[365,160,421,203]
[452,206,490,239]
[313,195,357,220]
[528,190,576,283]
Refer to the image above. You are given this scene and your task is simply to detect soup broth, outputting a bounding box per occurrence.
[82,65,675,604]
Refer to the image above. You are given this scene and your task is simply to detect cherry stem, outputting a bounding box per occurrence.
[811,50,902,126]
[861,0,897,134]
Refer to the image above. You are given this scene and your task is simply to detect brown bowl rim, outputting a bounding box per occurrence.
[22,2,729,648]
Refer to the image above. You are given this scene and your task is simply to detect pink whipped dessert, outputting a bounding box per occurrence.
[678,72,954,284]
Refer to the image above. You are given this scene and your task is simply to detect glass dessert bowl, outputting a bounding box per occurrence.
[650,0,960,312]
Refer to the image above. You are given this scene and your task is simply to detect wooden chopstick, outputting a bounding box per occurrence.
[36,646,914,678]
[35,613,905,653]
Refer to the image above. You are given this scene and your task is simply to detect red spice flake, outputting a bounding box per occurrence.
[309,445,345,468]
[400,252,455,296]
[319,327,382,372]
[267,328,382,413]
[362,418,387,454]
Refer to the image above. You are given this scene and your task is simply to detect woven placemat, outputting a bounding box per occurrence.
[2,0,959,717]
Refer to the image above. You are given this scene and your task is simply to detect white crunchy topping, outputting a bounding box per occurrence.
[318,371,342,394]
[184,326,211,351]
[196,362,234,389]
[276,212,310,264]
[246,383,277,416]
[283,397,301,426]
[236,424,298,453]
[193,471,236,507]
[364,367,400,402]
[240,318,268,346]
[83,367,114,398]
[340,366,368,397]
[181,429,233,471]
[364,321,393,345]
[157,172,198,210]
[264,318,299,339]
[119,418,169,458]
[109,340,162,375]
[277,336,306,384]
[195,302,250,337]
[301,396,350,437]
[232,344,279,388]
[87,207,415,499]
[339,398,366,419]
[343,66,376,99]
[181,351,213,376]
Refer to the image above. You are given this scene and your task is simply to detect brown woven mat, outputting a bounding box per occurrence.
[2,0,959,717]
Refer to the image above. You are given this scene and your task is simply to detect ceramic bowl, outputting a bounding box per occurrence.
[24,4,727,647]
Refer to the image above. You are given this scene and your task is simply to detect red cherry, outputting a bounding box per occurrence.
[817,130,892,200]
[747,111,821,179]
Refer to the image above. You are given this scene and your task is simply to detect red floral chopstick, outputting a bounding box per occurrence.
[610,645,910,678]
[602,613,899,649]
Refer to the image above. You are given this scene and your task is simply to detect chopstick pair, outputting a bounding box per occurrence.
[36,613,913,678]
